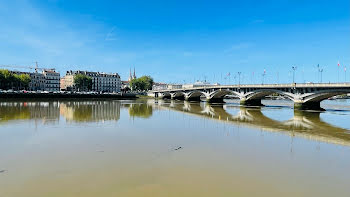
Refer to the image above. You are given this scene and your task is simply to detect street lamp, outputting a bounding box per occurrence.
[317,64,320,82]
[262,69,266,85]
[238,72,241,86]
[338,61,340,83]
[345,66,347,82]
[292,66,297,83]
[320,69,323,83]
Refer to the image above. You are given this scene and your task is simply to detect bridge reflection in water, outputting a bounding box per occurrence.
[152,99,350,146]
[0,99,349,146]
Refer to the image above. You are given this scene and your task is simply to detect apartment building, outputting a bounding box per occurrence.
[10,69,60,91]
[61,70,121,92]
[42,70,60,92]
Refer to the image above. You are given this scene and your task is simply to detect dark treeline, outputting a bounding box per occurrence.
[0,69,31,90]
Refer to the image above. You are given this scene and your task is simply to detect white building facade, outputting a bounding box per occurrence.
[62,70,121,92]
[167,84,183,90]
[10,69,60,91]
[42,70,60,92]
[152,83,168,91]
[182,81,216,89]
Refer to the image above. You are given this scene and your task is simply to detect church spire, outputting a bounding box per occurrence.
[133,67,136,79]
[128,68,132,81]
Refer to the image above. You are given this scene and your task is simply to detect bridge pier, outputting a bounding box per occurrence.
[294,101,324,111]
[239,99,263,106]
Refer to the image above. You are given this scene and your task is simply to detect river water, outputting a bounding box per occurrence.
[0,99,350,197]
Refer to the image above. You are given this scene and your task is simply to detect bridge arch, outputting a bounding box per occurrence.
[158,92,171,99]
[171,91,185,99]
[185,90,206,101]
[209,89,241,99]
[244,89,295,101]
[291,89,350,110]
[302,89,350,103]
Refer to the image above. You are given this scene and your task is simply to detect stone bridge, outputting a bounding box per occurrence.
[148,83,350,110]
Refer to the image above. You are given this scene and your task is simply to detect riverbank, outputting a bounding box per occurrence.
[0,92,137,99]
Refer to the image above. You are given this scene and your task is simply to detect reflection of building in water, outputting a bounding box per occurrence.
[60,101,120,122]
[0,102,60,124]
[0,101,120,124]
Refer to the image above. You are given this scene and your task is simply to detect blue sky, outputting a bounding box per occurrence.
[0,0,349,84]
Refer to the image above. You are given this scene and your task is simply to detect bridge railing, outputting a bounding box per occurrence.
[150,83,350,92]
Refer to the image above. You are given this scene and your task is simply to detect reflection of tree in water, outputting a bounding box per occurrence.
[72,105,93,122]
[0,102,60,124]
[129,104,153,118]
[0,105,30,122]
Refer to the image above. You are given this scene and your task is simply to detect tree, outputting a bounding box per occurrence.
[18,74,31,89]
[130,76,154,91]
[74,74,93,91]
[0,70,5,89]
[0,69,12,89]
[130,78,142,91]
[13,74,31,90]
[0,69,31,90]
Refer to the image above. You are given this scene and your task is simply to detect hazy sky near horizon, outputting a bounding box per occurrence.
[0,0,349,84]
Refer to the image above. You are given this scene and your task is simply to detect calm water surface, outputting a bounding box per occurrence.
[0,99,350,197]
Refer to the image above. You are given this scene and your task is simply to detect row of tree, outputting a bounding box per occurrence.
[0,69,154,92]
[0,69,31,90]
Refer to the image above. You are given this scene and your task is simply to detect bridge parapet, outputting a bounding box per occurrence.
[149,83,350,93]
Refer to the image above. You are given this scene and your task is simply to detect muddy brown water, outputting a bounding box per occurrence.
[0,99,349,197]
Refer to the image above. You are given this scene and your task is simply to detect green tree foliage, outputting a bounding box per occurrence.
[0,69,31,90]
[74,74,93,91]
[17,74,31,89]
[130,76,154,91]
[0,105,30,123]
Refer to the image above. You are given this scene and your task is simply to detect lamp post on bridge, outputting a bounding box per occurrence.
[317,64,320,83]
[238,72,241,86]
[320,68,323,83]
[338,61,340,83]
[345,66,347,82]
[292,66,297,83]
[262,69,266,85]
